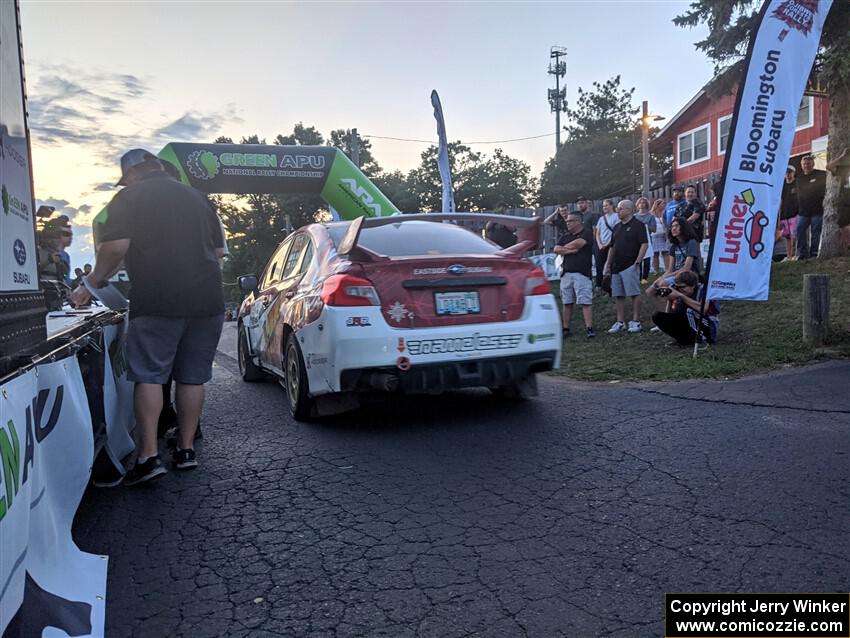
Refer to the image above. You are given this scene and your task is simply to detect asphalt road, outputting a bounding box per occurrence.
[74,328,850,637]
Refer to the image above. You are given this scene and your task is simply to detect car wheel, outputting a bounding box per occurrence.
[238,325,266,382]
[283,332,314,421]
[754,241,764,254]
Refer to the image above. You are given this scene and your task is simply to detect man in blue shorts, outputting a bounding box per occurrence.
[72,149,225,485]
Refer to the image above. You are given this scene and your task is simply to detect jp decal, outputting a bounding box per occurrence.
[346,317,371,327]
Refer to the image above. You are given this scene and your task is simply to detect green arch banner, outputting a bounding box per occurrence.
[94,143,399,240]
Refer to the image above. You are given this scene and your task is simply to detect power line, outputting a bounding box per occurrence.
[361,132,556,145]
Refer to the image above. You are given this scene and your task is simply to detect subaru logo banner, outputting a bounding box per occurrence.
[447,264,467,276]
[705,0,832,301]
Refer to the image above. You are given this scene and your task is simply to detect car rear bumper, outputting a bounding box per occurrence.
[339,351,557,393]
[298,294,562,396]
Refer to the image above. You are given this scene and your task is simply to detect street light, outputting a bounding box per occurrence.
[641,100,665,195]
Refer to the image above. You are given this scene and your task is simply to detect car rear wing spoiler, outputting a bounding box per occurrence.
[336,213,542,259]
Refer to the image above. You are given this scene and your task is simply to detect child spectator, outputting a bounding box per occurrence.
[649,198,669,276]
[634,197,656,284]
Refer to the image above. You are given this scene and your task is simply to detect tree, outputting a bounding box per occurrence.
[565,75,640,139]
[372,170,420,212]
[539,75,641,203]
[408,142,536,211]
[674,1,850,259]
[328,129,381,177]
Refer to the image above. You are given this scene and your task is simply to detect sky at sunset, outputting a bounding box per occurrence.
[18,1,714,267]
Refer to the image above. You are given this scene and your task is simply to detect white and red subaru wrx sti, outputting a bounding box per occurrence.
[236,213,561,420]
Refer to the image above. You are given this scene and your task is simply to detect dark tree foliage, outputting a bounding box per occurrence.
[539,75,642,204]
[408,143,536,212]
[673,0,850,257]
[328,129,381,177]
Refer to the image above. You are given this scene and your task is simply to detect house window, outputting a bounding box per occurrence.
[678,123,711,167]
[718,115,732,155]
[796,95,813,130]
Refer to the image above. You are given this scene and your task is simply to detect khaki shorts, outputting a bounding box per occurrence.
[611,264,641,297]
[560,271,593,305]
[127,314,224,385]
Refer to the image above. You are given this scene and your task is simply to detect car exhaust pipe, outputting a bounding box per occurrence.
[368,372,399,392]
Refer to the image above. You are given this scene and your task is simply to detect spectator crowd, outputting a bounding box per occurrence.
[544,148,849,348]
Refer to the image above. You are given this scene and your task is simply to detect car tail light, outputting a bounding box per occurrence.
[525,267,551,296]
[321,274,381,306]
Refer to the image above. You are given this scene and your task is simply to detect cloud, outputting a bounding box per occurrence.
[36,196,97,264]
[26,63,241,164]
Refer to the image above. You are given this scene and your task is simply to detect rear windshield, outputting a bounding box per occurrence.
[328,220,501,257]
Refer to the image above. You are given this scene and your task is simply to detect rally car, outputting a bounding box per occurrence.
[236,213,561,420]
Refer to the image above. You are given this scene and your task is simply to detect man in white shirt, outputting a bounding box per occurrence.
[594,199,619,289]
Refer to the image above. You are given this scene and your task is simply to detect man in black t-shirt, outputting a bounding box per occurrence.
[604,199,648,333]
[554,211,595,338]
[795,154,827,259]
[72,148,225,485]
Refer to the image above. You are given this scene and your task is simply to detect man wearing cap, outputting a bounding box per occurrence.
[795,153,827,259]
[664,186,684,227]
[71,148,225,485]
[778,165,798,261]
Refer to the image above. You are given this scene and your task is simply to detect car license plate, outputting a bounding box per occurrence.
[435,291,480,316]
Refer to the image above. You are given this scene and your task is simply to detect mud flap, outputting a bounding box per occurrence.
[313,392,360,417]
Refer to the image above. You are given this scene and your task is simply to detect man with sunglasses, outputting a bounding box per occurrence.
[554,210,595,338]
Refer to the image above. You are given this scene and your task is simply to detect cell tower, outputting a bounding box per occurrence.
[547,46,567,154]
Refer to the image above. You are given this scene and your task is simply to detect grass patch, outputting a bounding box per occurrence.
[549,256,850,382]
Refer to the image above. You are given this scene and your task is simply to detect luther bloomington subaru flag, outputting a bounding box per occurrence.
[707,0,832,301]
[430,90,456,213]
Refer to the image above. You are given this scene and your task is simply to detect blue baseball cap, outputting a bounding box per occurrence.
[116,148,159,185]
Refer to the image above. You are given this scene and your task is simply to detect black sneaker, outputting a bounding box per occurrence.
[165,423,203,449]
[562,328,572,339]
[586,327,596,338]
[172,448,198,470]
[124,455,167,486]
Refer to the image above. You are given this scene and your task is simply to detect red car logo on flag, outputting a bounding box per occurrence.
[745,210,770,259]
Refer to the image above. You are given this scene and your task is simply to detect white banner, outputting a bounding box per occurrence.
[0,0,39,292]
[529,253,561,281]
[707,0,832,300]
[102,321,135,473]
[430,90,456,213]
[0,358,107,638]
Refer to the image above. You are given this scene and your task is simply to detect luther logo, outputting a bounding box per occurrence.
[772,0,817,35]
[718,189,770,264]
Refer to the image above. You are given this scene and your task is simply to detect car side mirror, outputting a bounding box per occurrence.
[238,274,258,294]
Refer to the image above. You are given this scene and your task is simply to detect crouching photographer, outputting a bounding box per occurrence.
[650,271,720,346]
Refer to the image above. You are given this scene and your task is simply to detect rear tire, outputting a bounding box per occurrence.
[283,333,314,421]
[238,325,265,382]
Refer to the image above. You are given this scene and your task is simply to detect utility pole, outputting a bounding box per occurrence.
[640,101,665,196]
[547,46,567,155]
[641,101,650,196]
[351,128,360,167]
